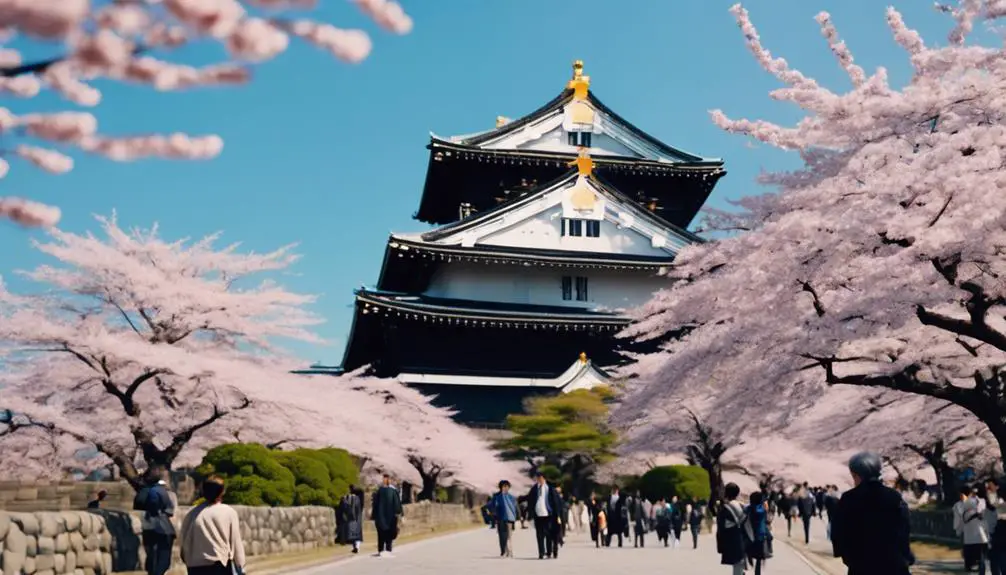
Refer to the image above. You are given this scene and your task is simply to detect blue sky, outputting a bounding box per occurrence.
[0,0,968,365]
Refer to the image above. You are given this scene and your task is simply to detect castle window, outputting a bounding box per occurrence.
[567,131,592,147]
[561,276,573,300]
[585,220,601,237]
[575,277,589,301]
[562,218,583,237]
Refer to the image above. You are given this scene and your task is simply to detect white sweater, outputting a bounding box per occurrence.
[180,503,246,568]
[955,497,989,545]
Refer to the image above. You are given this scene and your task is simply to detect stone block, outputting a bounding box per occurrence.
[61,512,82,532]
[77,550,98,570]
[77,515,92,537]
[54,552,66,572]
[37,536,55,555]
[37,514,60,537]
[16,487,39,501]
[34,553,55,571]
[97,530,111,550]
[101,551,111,574]
[26,534,37,557]
[11,512,40,536]
[24,555,36,573]
[54,533,69,553]
[83,534,99,552]
[65,550,77,572]
[36,569,55,575]
[1,549,26,574]
[68,532,84,553]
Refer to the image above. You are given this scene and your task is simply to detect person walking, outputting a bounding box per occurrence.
[798,487,816,544]
[688,500,704,549]
[630,490,648,548]
[605,486,627,548]
[136,468,177,575]
[824,485,840,541]
[528,471,562,559]
[517,495,529,530]
[337,486,363,554]
[492,480,518,558]
[554,485,569,547]
[670,495,686,548]
[745,491,773,575]
[956,484,989,574]
[372,474,403,558]
[986,479,1006,575]
[587,493,603,547]
[180,476,246,575]
[717,483,747,575]
[654,496,671,547]
[831,451,914,575]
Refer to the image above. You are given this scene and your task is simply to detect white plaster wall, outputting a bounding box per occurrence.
[478,210,672,257]
[424,263,668,310]
[512,125,641,157]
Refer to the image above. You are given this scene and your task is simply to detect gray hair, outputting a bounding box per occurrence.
[848,451,882,481]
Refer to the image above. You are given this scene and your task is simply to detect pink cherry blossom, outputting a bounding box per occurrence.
[0,197,60,227]
[0,215,519,491]
[0,0,414,228]
[616,1,1006,479]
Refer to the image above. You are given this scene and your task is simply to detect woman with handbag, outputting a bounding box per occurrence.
[180,476,247,575]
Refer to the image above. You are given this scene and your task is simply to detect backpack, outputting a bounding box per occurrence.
[132,486,152,511]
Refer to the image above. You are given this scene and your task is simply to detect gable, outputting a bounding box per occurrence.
[430,176,694,257]
[477,102,677,162]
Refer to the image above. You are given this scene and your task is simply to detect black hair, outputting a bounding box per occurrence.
[725,483,740,500]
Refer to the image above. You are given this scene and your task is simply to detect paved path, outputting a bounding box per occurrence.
[298,523,823,575]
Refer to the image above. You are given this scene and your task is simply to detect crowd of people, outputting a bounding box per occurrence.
[483,470,711,560]
[951,478,1006,575]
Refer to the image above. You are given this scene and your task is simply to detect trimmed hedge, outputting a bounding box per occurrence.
[638,465,711,502]
[195,443,359,507]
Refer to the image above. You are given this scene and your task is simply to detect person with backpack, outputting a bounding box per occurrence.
[688,500,704,549]
[134,467,177,575]
[654,496,672,547]
[337,485,364,554]
[745,491,774,575]
[718,483,747,575]
[180,476,246,575]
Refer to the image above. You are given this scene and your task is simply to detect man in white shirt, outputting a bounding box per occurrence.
[527,472,561,559]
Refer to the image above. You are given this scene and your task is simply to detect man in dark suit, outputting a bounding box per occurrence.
[372,474,403,558]
[527,471,563,559]
[832,451,914,575]
[605,486,628,547]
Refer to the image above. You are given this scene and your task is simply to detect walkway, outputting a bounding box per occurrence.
[298,523,823,575]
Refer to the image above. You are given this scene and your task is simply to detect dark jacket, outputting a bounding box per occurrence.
[824,493,840,521]
[337,492,363,542]
[372,485,403,533]
[605,493,629,533]
[832,480,913,575]
[526,482,563,523]
[798,494,816,518]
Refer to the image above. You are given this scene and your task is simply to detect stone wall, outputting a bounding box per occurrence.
[0,502,476,573]
[910,508,957,543]
[0,477,195,514]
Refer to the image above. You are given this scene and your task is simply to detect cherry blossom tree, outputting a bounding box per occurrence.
[0,214,519,491]
[614,1,1006,471]
[0,0,412,228]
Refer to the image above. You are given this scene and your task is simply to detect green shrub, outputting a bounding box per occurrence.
[273,451,336,506]
[196,443,296,506]
[304,448,359,500]
[638,465,711,502]
[195,443,362,507]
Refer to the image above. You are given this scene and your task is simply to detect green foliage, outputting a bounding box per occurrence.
[196,443,296,506]
[499,386,618,497]
[195,443,360,507]
[638,465,711,502]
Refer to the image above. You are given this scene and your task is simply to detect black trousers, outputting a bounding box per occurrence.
[801,516,812,544]
[143,531,174,575]
[533,516,556,558]
[606,528,623,547]
[187,564,230,575]
[496,521,513,556]
[377,528,395,552]
[691,526,700,548]
[590,523,600,547]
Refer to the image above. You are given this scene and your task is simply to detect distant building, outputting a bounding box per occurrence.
[334,61,726,425]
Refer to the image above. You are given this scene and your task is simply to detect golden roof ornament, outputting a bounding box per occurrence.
[579,351,588,364]
[496,116,510,128]
[566,60,590,100]
[569,146,593,177]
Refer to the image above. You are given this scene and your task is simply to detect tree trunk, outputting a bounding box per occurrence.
[417,472,438,501]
